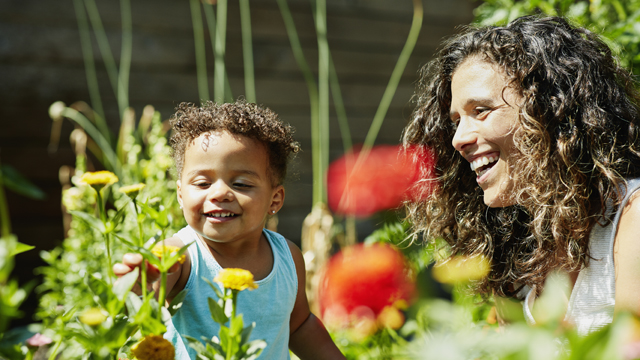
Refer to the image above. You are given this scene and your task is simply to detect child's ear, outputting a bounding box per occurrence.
[270,185,285,214]
[176,179,183,209]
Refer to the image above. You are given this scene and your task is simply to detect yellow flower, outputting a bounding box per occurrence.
[80,171,119,191]
[119,183,146,198]
[131,334,175,360]
[377,306,405,330]
[432,255,491,284]
[151,244,186,264]
[214,268,258,291]
[79,307,107,326]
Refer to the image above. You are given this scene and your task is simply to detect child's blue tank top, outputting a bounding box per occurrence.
[164,226,297,359]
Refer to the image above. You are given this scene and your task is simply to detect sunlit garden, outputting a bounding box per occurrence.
[3,0,640,359]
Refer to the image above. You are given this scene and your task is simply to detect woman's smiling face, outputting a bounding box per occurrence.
[449,57,522,208]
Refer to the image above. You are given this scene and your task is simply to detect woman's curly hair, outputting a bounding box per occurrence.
[169,99,300,186]
[403,16,640,297]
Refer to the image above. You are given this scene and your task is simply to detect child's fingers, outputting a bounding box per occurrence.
[168,262,181,274]
[113,262,135,277]
[122,253,143,267]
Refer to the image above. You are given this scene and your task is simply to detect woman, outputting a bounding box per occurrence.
[403,15,640,335]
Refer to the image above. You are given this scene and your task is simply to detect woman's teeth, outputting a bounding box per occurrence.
[470,155,498,176]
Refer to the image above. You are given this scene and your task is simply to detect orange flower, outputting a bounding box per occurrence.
[326,145,435,217]
[318,243,415,332]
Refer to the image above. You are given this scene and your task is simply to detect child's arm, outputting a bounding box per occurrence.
[287,241,346,360]
[113,237,191,305]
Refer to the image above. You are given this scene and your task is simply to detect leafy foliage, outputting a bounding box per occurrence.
[474,0,640,75]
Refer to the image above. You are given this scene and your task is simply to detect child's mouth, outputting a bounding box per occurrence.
[205,212,238,219]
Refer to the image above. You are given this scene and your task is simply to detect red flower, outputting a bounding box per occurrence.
[318,243,415,332]
[327,145,435,217]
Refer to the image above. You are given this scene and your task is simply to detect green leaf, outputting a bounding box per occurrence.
[208,297,228,324]
[69,210,106,233]
[105,205,128,234]
[230,314,244,337]
[201,336,225,355]
[0,164,46,200]
[158,241,193,272]
[218,326,231,352]
[125,292,143,315]
[242,339,266,360]
[86,273,112,310]
[8,241,34,257]
[185,335,207,354]
[112,267,138,302]
[203,277,224,299]
[168,289,188,316]
[240,322,255,346]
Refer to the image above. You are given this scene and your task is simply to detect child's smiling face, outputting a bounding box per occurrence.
[177,130,284,246]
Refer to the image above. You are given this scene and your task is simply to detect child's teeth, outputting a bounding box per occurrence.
[211,212,234,217]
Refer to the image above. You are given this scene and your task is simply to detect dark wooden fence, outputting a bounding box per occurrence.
[0,0,475,325]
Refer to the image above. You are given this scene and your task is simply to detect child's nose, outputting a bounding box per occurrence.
[207,180,234,202]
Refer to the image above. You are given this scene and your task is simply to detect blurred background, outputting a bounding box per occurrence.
[0,0,477,325]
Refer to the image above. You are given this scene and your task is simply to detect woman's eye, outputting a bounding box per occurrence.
[475,107,491,118]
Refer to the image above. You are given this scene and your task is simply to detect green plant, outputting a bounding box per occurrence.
[474,0,640,75]
[185,269,266,360]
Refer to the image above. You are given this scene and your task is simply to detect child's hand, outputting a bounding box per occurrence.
[113,253,154,295]
[113,253,181,295]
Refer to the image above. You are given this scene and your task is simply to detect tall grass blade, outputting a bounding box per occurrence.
[191,0,211,102]
[239,0,257,103]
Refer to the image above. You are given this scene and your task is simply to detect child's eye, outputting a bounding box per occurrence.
[233,183,253,189]
[194,182,211,188]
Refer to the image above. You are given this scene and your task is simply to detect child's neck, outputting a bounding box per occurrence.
[200,231,275,281]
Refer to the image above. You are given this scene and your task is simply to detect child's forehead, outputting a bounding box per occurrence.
[187,130,264,150]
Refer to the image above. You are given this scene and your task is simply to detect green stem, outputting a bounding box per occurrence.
[83,0,125,120]
[96,190,113,285]
[239,0,256,103]
[203,4,234,102]
[359,0,423,156]
[132,199,147,298]
[118,0,132,115]
[276,0,321,205]
[190,0,210,102]
[72,0,108,138]
[213,0,228,103]
[0,160,9,239]
[329,57,352,153]
[316,0,330,205]
[47,340,62,360]
[159,270,167,316]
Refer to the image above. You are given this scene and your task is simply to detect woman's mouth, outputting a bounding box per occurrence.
[470,155,498,178]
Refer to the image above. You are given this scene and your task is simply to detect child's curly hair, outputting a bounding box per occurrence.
[169,100,300,186]
[403,16,640,297]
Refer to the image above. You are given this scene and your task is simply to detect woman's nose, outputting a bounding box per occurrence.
[207,180,234,202]
[451,117,477,152]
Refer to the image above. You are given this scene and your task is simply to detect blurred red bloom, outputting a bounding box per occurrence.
[327,145,435,217]
[318,243,416,332]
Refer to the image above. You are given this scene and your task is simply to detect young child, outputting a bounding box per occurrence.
[114,100,345,359]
